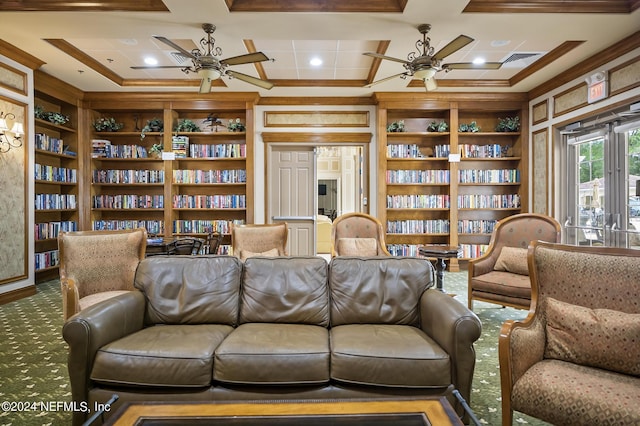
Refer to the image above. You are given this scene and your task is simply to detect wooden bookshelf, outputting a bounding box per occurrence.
[374,93,529,270]
[33,72,83,282]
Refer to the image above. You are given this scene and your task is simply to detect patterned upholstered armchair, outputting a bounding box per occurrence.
[499,242,640,425]
[331,212,390,257]
[468,213,561,310]
[231,223,288,261]
[59,228,147,320]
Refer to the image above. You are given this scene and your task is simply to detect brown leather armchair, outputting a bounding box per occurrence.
[331,212,390,257]
[468,213,560,310]
[499,242,640,425]
[231,223,288,261]
[59,228,147,320]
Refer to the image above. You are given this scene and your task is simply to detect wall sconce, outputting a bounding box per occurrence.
[0,112,24,153]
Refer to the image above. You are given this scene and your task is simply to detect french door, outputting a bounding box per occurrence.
[564,119,640,248]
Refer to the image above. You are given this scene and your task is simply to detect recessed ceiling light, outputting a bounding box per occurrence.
[309,57,323,66]
[472,57,486,65]
[491,40,511,47]
[144,57,159,66]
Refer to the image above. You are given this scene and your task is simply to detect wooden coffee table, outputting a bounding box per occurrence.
[107,398,463,426]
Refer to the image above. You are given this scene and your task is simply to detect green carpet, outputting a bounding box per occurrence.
[0,272,551,426]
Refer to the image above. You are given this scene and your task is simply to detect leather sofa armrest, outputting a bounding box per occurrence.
[62,291,145,425]
[61,277,80,321]
[420,290,482,414]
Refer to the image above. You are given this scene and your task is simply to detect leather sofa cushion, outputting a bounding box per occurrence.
[331,324,450,388]
[214,323,330,385]
[329,257,433,326]
[470,270,531,299]
[134,256,242,325]
[240,257,329,326]
[91,324,233,387]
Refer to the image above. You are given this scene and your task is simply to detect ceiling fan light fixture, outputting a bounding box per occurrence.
[472,57,486,65]
[198,67,222,81]
[413,68,437,80]
[144,57,158,66]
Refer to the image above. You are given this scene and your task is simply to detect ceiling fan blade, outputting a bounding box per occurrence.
[131,65,185,69]
[154,36,198,60]
[221,52,270,66]
[226,70,274,90]
[443,62,503,70]
[364,72,410,88]
[424,77,438,91]
[432,35,474,61]
[363,52,409,64]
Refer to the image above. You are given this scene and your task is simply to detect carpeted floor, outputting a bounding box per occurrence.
[0,271,551,426]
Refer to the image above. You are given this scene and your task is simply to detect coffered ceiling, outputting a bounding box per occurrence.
[0,0,638,97]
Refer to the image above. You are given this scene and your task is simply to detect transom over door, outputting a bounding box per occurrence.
[268,146,315,256]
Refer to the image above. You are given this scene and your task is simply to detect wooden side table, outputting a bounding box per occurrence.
[419,245,461,292]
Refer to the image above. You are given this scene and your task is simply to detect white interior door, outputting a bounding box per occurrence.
[268,146,316,255]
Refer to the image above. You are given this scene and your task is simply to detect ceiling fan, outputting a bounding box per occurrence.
[132,23,274,93]
[364,24,502,91]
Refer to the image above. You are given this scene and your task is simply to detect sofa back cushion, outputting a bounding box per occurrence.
[329,257,433,326]
[135,256,242,325]
[240,257,329,327]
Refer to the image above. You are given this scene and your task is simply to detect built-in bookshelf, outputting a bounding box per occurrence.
[33,84,81,282]
[90,111,167,237]
[374,93,528,269]
[83,95,256,252]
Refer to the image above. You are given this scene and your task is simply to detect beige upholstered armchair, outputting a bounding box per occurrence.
[331,212,390,257]
[231,223,288,261]
[59,228,147,320]
[499,242,640,425]
[468,213,561,310]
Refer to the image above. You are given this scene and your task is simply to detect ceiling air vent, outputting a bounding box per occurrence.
[500,52,544,68]
[170,52,190,64]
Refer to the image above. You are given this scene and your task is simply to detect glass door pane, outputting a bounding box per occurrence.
[576,136,606,245]
[624,126,640,248]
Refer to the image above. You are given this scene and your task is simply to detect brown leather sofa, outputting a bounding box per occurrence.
[63,255,482,425]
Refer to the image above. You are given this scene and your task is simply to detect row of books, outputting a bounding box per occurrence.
[35,221,78,241]
[458,194,521,209]
[92,195,164,209]
[386,220,450,234]
[92,220,164,235]
[189,143,246,158]
[458,220,497,234]
[386,169,450,184]
[387,244,489,259]
[387,144,450,158]
[386,194,450,209]
[173,219,245,234]
[35,164,77,183]
[92,140,150,158]
[172,194,246,209]
[172,169,247,184]
[386,244,422,257]
[460,144,510,158]
[384,220,500,235]
[92,169,165,184]
[35,249,59,271]
[35,133,65,154]
[459,244,490,258]
[458,169,520,183]
[35,194,76,210]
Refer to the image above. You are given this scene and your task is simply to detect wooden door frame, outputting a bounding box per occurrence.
[262,132,372,225]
